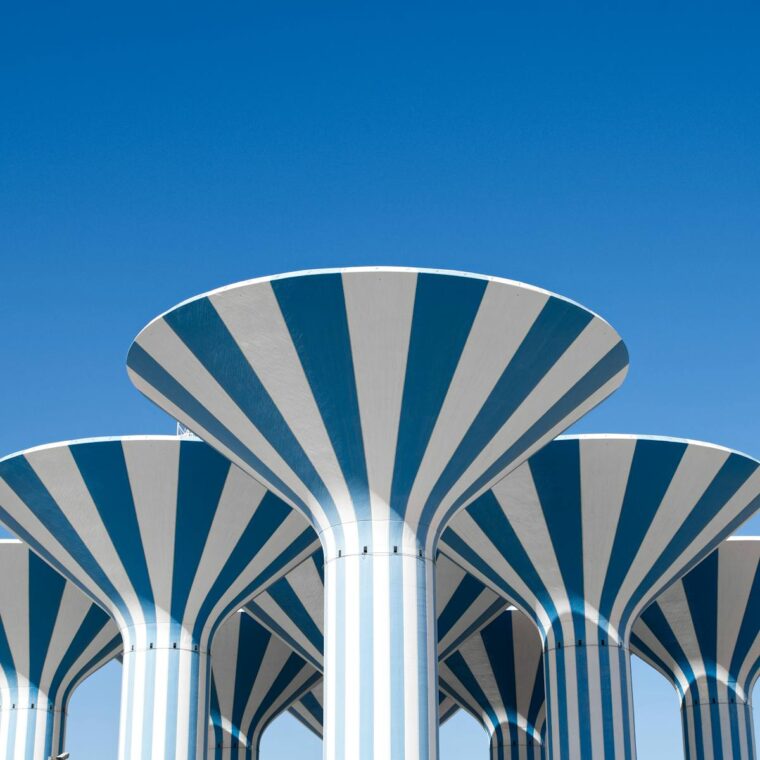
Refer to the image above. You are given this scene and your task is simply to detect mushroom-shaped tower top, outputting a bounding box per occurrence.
[631,537,760,760]
[127,267,628,553]
[208,610,320,760]
[126,268,628,760]
[0,540,121,760]
[441,435,760,760]
[0,436,318,760]
[439,608,546,759]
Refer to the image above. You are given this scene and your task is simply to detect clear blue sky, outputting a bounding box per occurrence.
[2,4,759,757]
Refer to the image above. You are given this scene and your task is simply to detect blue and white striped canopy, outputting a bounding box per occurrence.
[126,267,629,555]
[441,435,760,645]
[0,540,121,759]
[287,684,460,740]
[208,610,321,759]
[246,550,507,670]
[0,436,318,652]
[441,434,760,759]
[439,608,545,760]
[631,537,760,759]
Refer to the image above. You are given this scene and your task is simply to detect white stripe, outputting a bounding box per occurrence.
[210,283,349,534]
[405,282,547,534]
[580,438,635,633]
[123,439,180,638]
[342,269,416,531]
[29,447,138,631]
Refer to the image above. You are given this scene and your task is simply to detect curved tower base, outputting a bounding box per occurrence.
[681,697,756,760]
[324,548,436,760]
[544,640,635,759]
[118,639,208,760]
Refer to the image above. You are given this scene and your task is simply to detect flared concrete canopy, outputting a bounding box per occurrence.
[0,540,121,759]
[439,608,546,757]
[126,267,629,554]
[441,434,760,759]
[0,436,318,760]
[631,537,760,759]
[208,610,320,758]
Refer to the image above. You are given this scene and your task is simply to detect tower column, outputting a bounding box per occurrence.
[0,691,61,760]
[681,691,756,760]
[0,541,121,760]
[490,724,544,760]
[542,637,635,760]
[322,527,437,760]
[126,267,630,760]
[118,627,209,760]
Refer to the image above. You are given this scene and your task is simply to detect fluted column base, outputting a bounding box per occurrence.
[0,695,63,760]
[682,697,756,760]
[490,724,545,760]
[544,638,635,759]
[119,633,209,760]
[322,529,437,760]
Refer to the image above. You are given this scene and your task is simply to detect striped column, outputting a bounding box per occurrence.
[681,700,755,760]
[439,608,545,760]
[442,435,760,760]
[128,267,629,759]
[541,633,635,760]
[0,540,121,760]
[207,611,320,759]
[0,437,319,760]
[631,537,760,760]
[288,682,460,741]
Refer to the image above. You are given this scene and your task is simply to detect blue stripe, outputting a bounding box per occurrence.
[390,273,486,527]
[729,560,760,685]
[443,651,501,731]
[459,490,558,633]
[299,692,324,727]
[48,603,113,702]
[160,297,341,527]
[527,440,586,636]
[598,438,686,624]
[171,442,231,641]
[127,343,313,522]
[434,340,629,542]
[360,557,374,758]
[70,441,155,629]
[437,572,485,649]
[481,614,519,743]
[244,600,321,670]
[389,555,404,759]
[0,456,132,627]
[420,296,593,535]
[197,492,307,640]
[265,577,324,657]
[682,552,719,696]
[272,272,371,525]
[622,453,759,631]
[28,553,66,697]
[206,524,318,642]
[234,617,271,735]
